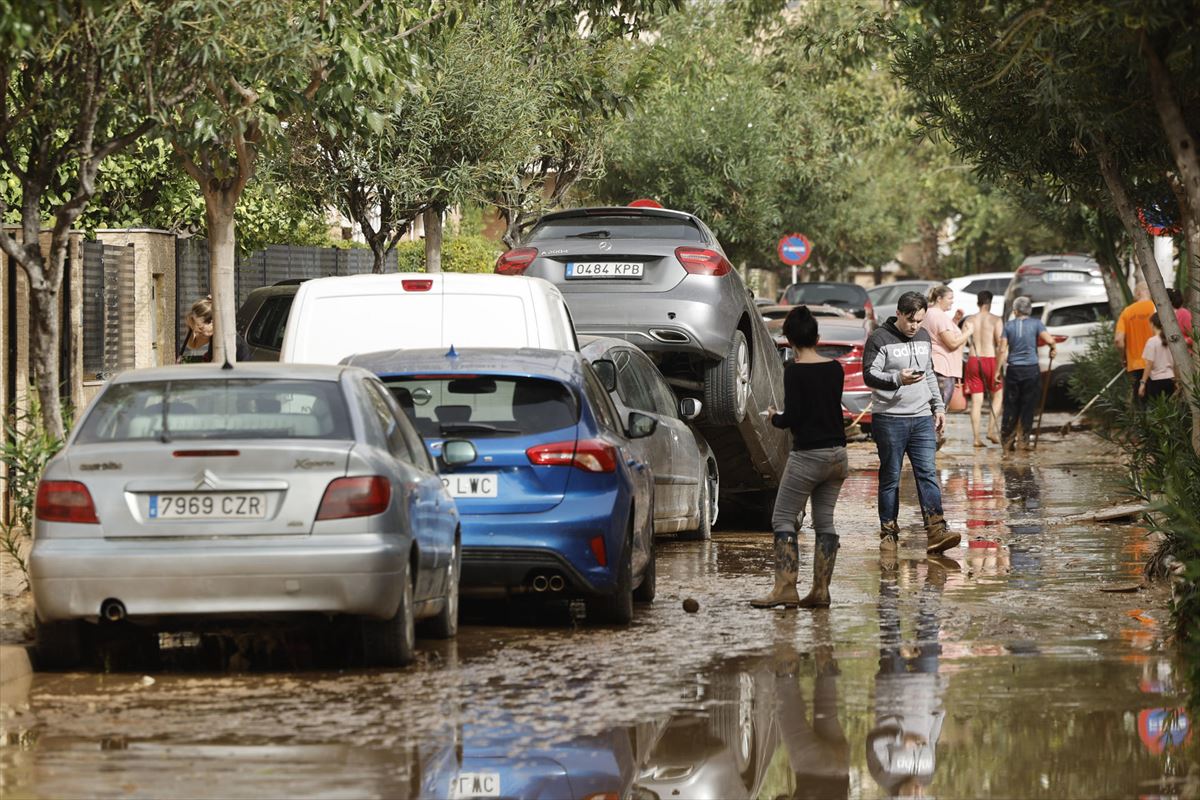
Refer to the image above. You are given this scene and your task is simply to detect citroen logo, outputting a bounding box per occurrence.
[599,240,612,251]
[194,469,218,490]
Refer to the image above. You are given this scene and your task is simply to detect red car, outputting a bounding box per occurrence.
[771,317,873,429]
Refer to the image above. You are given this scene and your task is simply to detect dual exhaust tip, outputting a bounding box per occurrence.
[531,574,565,593]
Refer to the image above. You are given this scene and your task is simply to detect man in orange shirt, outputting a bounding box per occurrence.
[1115,283,1156,397]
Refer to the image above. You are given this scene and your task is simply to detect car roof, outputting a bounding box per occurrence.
[817,320,870,341]
[1020,254,1100,270]
[294,272,558,297]
[109,362,356,383]
[948,272,1013,282]
[1033,295,1109,311]
[343,347,585,383]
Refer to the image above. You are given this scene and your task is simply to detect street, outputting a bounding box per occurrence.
[2,416,1194,799]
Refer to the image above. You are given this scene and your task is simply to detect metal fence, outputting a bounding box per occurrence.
[175,239,389,349]
[81,241,136,380]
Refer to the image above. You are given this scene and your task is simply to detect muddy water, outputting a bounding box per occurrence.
[1,445,1196,799]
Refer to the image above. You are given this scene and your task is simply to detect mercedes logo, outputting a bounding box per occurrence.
[598,240,612,251]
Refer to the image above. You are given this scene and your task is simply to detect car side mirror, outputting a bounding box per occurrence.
[679,397,702,421]
[592,359,617,393]
[627,411,658,439]
[440,439,477,468]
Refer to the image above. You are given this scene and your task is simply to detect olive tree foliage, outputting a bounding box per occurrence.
[888,0,1200,455]
[0,1,197,439]
[163,0,452,361]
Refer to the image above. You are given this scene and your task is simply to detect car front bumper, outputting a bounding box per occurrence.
[29,533,408,623]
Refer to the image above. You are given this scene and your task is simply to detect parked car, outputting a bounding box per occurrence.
[1031,297,1114,402]
[29,363,462,669]
[774,317,873,429]
[580,336,720,540]
[344,347,657,625]
[501,205,788,527]
[779,281,876,326]
[866,280,942,323]
[945,271,1015,319]
[1003,254,1107,319]
[236,279,307,361]
[761,303,852,322]
[280,273,578,365]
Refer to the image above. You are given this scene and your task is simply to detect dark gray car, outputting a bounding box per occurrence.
[1002,254,1107,318]
[507,207,788,517]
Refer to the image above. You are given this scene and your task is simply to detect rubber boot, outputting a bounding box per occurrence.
[751,531,800,609]
[925,512,961,554]
[879,520,899,553]
[797,534,838,608]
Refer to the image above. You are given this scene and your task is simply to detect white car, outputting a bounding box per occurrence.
[280,273,578,365]
[1031,296,1114,399]
[945,272,1015,319]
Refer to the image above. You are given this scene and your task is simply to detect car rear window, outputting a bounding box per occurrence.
[1046,303,1111,327]
[782,283,868,308]
[525,214,705,243]
[382,375,579,439]
[76,379,353,443]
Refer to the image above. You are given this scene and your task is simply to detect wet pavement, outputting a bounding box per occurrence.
[2,423,1197,799]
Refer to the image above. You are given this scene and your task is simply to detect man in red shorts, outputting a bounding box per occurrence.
[963,290,1004,447]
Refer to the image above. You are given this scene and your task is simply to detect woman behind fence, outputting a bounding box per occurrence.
[752,305,849,610]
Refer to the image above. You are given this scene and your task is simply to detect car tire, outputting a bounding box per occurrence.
[593,528,634,625]
[704,329,751,425]
[680,466,716,541]
[362,558,417,667]
[422,539,460,640]
[633,540,656,603]
[35,618,84,670]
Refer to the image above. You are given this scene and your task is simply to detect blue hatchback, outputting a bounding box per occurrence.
[344,348,657,624]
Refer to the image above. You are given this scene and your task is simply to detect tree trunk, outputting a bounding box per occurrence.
[26,264,65,442]
[1098,144,1200,456]
[424,206,444,274]
[203,192,239,364]
[916,218,938,279]
[370,238,387,274]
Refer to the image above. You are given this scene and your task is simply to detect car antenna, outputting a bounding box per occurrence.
[445,344,458,359]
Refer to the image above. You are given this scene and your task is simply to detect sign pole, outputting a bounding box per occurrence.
[791,264,797,286]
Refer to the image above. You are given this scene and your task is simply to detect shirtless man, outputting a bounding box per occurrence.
[963,290,1004,447]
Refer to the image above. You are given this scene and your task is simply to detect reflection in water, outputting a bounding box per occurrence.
[869,559,950,798]
[1002,465,1043,589]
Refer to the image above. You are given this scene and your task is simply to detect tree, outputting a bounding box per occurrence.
[0,1,194,438]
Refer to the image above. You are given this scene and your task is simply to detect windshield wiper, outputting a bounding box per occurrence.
[565,230,610,239]
[439,422,521,434]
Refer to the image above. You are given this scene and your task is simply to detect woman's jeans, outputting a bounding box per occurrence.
[1001,363,1041,442]
[872,414,943,524]
[771,447,849,552]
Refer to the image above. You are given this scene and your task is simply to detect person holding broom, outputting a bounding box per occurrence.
[998,296,1057,452]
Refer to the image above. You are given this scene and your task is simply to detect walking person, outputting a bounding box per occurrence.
[998,296,1057,451]
[752,306,848,609]
[1114,283,1156,398]
[963,290,1004,447]
[1139,313,1177,401]
[177,296,249,363]
[863,291,960,556]
[921,285,973,447]
[1167,288,1194,346]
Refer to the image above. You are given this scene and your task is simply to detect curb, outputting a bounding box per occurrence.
[0,643,34,688]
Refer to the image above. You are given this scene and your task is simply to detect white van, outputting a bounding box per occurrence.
[280,273,578,364]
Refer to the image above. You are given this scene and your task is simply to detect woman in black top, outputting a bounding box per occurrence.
[752,306,849,609]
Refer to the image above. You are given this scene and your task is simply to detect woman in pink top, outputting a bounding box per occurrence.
[1138,313,1176,401]
[922,285,974,407]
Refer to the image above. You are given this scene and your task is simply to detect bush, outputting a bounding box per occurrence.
[393,235,502,274]
[1,399,69,589]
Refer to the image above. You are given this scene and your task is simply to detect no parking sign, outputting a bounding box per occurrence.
[778,233,812,267]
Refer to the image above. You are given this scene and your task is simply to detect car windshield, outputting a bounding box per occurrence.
[382,375,579,439]
[76,379,353,443]
[525,214,705,243]
[783,283,867,307]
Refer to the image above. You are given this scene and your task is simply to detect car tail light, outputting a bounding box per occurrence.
[316,476,391,520]
[36,480,99,524]
[589,535,608,567]
[1052,335,1069,343]
[526,439,618,473]
[864,300,876,323]
[843,344,864,365]
[1017,265,1043,275]
[495,247,538,275]
[402,279,433,292]
[675,247,732,277]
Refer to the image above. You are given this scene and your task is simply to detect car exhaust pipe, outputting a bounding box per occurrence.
[649,328,690,344]
[532,575,549,592]
[100,598,126,622]
[548,575,565,592]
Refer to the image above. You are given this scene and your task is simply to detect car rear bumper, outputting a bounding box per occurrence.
[29,534,408,622]
[566,294,741,362]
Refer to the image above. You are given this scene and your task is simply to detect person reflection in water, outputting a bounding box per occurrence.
[867,559,952,798]
[771,614,850,799]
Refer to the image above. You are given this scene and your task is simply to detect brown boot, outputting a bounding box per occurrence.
[879,520,899,553]
[797,535,838,608]
[751,532,800,609]
[925,512,961,554]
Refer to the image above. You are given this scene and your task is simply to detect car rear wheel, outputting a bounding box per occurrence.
[593,528,634,625]
[704,329,750,425]
[680,466,716,541]
[422,539,460,639]
[35,618,84,669]
[633,540,656,603]
[362,558,416,667]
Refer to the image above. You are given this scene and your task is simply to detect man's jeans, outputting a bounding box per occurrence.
[873,413,943,525]
[1001,363,1041,442]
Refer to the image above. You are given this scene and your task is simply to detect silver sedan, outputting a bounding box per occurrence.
[29,363,464,668]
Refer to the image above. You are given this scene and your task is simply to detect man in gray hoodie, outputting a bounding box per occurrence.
[862,291,960,554]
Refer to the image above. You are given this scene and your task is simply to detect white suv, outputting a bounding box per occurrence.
[946,272,1014,319]
[1031,297,1114,400]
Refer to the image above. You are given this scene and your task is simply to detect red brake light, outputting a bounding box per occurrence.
[402,279,433,292]
[526,439,618,473]
[36,480,99,524]
[675,247,731,277]
[842,345,864,364]
[173,449,239,458]
[495,247,538,275]
[628,198,663,209]
[316,476,391,520]
[1017,265,1044,275]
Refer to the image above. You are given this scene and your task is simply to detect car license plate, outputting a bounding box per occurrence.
[442,473,499,498]
[1044,271,1087,282]
[148,493,267,519]
[451,773,500,798]
[565,261,644,279]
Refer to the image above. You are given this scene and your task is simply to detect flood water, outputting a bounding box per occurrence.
[2,437,1196,799]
